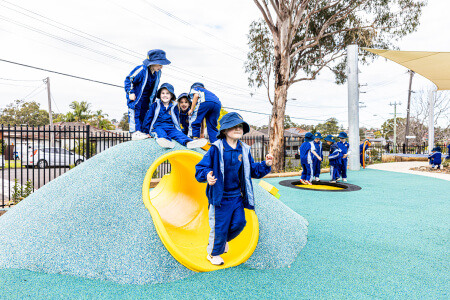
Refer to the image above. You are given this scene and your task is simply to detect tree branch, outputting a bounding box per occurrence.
[253,0,276,32]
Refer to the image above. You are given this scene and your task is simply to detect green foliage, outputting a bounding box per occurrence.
[381,117,406,139]
[284,115,299,129]
[119,112,129,131]
[69,101,92,122]
[0,139,5,155]
[314,118,340,136]
[11,179,34,205]
[71,140,96,156]
[0,100,49,126]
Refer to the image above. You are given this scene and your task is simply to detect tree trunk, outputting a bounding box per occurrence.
[269,20,290,172]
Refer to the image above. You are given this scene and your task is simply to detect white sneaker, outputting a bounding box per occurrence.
[156,138,175,149]
[224,242,229,253]
[343,178,347,182]
[131,131,149,141]
[207,254,224,265]
[314,177,320,182]
[330,180,337,183]
[186,138,207,149]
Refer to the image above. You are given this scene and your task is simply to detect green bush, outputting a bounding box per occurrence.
[11,179,34,205]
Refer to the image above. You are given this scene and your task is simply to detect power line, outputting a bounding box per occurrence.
[0,58,124,88]
[0,77,41,82]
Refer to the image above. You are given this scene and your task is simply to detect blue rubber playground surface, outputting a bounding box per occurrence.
[1,168,449,299]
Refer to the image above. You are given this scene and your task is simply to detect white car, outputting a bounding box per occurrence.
[21,147,86,168]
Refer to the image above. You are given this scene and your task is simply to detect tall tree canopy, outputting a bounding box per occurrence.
[247,0,426,171]
[0,100,49,126]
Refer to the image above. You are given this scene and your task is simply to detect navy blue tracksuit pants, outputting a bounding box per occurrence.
[189,101,221,143]
[301,162,313,181]
[152,126,192,146]
[340,158,348,179]
[330,165,340,181]
[207,196,246,256]
[312,158,321,178]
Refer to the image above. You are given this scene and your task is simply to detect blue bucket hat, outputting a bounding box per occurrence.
[190,82,205,90]
[338,132,348,139]
[177,93,190,102]
[143,49,171,67]
[324,135,335,143]
[304,132,314,142]
[432,146,441,152]
[156,83,176,100]
[217,112,250,139]
[314,132,323,139]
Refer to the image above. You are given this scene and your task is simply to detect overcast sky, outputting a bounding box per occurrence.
[0,0,449,129]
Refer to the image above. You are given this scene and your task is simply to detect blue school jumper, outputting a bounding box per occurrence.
[141,99,191,146]
[195,139,271,256]
[447,145,450,159]
[428,152,443,168]
[177,106,190,136]
[188,87,221,143]
[299,141,314,181]
[124,65,160,133]
[328,143,342,181]
[337,141,349,178]
[312,141,323,178]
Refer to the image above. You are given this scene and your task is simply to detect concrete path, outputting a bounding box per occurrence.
[367,161,450,181]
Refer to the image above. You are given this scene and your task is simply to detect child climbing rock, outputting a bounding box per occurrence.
[195,112,273,265]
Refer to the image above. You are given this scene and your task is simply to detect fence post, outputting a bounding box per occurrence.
[261,136,264,162]
[86,125,91,159]
[283,136,287,172]
[402,143,406,154]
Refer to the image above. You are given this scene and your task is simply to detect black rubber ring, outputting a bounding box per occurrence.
[279,179,362,192]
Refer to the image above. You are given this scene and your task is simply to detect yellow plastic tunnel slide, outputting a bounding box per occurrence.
[142,150,259,272]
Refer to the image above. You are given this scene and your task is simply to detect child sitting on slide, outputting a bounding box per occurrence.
[176,93,191,136]
[141,83,207,149]
[195,112,273,266]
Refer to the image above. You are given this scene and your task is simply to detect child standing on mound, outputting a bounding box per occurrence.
[142,83,207,149]
[312,132,323,181]
[176,93,191,136]
[188,82,222,143]
[195,112,273,266]
[324,135,342,183]
[299,132,322,185]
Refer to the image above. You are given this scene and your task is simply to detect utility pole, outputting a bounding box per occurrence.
[404,70,415,146]
[44,77,53,147]
[347,44,360,171]
[389,101,401,153]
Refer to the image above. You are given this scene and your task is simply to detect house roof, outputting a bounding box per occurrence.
[245,127,269,137]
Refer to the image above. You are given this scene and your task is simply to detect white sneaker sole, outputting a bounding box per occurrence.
[131,133,149,141]
[156,138,175,149]
[186,138,207,149]
[206,254,224,265]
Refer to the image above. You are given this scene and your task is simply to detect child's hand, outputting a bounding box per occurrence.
[319,157,323,161]
[265,154,274,166]
[343,154,348,158]
[188,109,194,116]
[129,93,136,101]
[207,171,217,185]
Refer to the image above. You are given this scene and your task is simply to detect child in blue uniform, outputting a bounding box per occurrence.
[447,144,450,160]
[312,132,323,181]
[336,132,351,182]
[124,49,170,141]
[176,93,191,136]
[195,112,273,265]
[188,82,222,143]
[141,83,207,149]
[299,132,322,185]
[324,135,342,183]
[360,140,371,166]
[428,147,443,169]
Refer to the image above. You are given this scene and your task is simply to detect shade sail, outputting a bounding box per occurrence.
[363,48,450,90]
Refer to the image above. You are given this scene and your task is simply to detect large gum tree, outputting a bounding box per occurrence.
[246,0,426,172]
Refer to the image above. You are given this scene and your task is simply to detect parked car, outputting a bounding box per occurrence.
[21,147,85,168]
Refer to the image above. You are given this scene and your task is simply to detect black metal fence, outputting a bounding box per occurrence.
[2,125,447,208]
[1,125,131,207]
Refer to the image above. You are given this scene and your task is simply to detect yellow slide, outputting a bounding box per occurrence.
[142,150,259,272]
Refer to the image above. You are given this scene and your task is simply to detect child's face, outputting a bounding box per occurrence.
[179,98,190,111]
[314,138,320,143]
[340,138,346,142]
[151,64,163,72]
[160,89,172,103]
[225,124,244,140]
[326,141,332,145]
